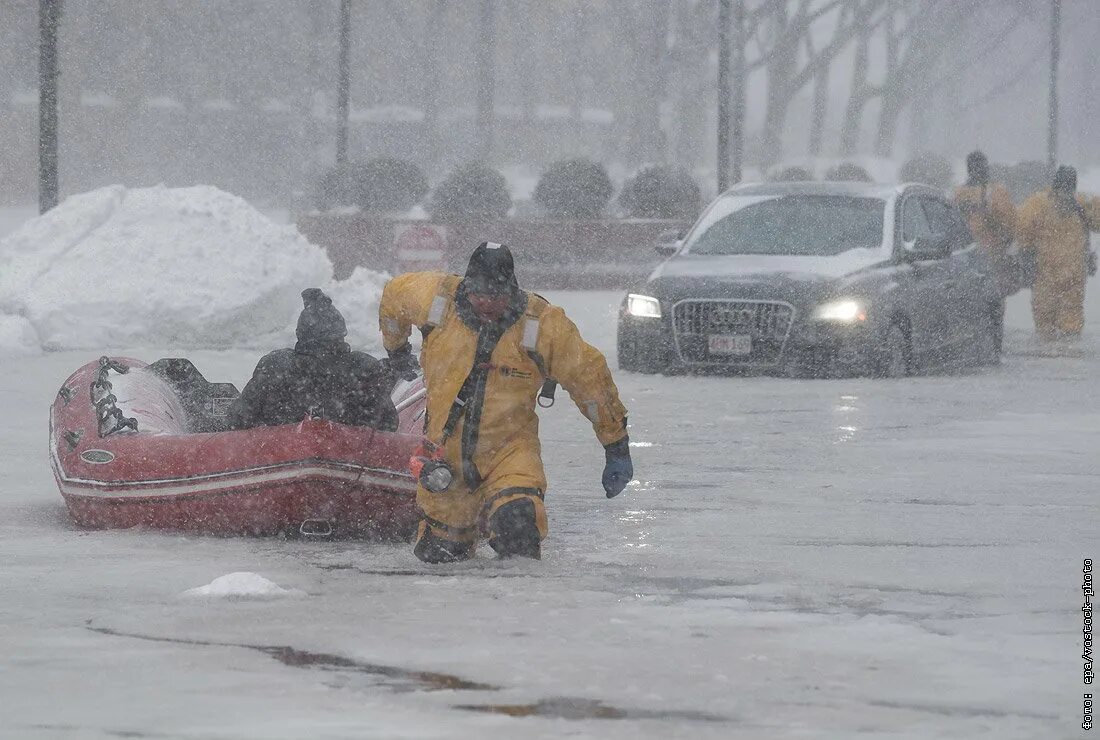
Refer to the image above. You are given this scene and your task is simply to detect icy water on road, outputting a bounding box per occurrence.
[0,290,1096,739]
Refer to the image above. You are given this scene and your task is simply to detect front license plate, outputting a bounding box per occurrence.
[708,334,752,355]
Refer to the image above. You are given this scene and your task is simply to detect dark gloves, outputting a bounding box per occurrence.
[386,342,421,381]
[1088,250,1098,277]
[602,436,633,498]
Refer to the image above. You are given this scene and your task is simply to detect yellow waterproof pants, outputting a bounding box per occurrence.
[415,439,548,553]
[1032,275,1086,337]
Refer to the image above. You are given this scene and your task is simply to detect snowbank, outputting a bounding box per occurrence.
[0,185,384,354]
[0,187,126,312]
[252,267,389,353]
[182,572,304,600]
[324,267,389,351]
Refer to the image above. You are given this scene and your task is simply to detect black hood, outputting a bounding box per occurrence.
[295,288,349,353]
[461,241,520,296]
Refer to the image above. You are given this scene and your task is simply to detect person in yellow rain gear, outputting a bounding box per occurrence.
[1017,166,1100,340]
[379,242,633,563]
[953,151,1018,297]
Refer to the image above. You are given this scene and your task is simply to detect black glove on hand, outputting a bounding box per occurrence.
[602,437,633,498]
[386,343,421,381]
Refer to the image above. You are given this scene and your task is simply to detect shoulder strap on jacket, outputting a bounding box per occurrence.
[520,294,557,408]
[422,275,462,334]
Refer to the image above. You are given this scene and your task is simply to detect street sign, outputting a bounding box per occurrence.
[394,224,447,274]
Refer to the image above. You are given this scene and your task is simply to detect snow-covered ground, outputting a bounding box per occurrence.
[1,280,1096,738]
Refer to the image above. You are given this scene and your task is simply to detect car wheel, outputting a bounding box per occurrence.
[974,304,1003,367]
[877,323,911,378]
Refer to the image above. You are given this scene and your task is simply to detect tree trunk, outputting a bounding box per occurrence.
[907,90,930,154]
[808,61,829,157]
[758,4,796,170]
[474,0,495,163]
[621,0,669,166]
[874,96,904,157]
[841,29,871,156]
[761,35,799,169]
[760,81,790,169]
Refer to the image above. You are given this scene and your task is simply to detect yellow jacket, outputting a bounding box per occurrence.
[952,183,1016,256]
[1017,190,1100,283]
[379,272,627,485]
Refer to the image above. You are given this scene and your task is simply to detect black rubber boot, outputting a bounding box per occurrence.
[488,499,541,559]
[414,530,474,564]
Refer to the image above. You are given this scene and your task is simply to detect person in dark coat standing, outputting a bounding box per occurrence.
[228,288,398,431]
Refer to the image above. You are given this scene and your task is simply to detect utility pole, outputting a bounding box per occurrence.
[731,0,745,184]
[475,0,495,162]
[1047,0,1060,168]
[717,0,731,193]
[423,0,445,168]
[335,0,351,165]
[39,0,62,213]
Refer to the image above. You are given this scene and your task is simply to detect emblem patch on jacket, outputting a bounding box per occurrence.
[499,366,533,380]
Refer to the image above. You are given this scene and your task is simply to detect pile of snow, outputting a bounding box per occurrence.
[0,185,391,356]
[182,572,304,600]
[324,267,390,350]
[247,266,389,352]
[0,187,126,311]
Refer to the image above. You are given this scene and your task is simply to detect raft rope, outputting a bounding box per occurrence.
[90,356,138,437]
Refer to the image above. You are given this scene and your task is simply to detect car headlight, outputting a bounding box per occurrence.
[813,299,866,322]
[626,294,662,318]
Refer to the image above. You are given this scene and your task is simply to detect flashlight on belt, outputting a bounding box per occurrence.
[409,440,455,493]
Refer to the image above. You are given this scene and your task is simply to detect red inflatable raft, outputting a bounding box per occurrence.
[50,356,425,537]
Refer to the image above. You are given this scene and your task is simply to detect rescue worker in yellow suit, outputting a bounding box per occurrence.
[379,242,633,563]
[1017,166,1100,340]
[953,151,1017,297]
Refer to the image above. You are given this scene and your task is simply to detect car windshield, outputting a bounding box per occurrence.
[686,195,886,257]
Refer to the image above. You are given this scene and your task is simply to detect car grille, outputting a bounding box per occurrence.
[672,300,794,365]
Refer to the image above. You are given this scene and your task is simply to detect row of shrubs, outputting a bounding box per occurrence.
[772,154,1060,205]
[896,153,1059,201]
[317,153,1061,222]
[316,158,702,221]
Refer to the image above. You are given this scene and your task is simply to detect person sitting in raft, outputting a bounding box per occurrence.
[228,288,399,431]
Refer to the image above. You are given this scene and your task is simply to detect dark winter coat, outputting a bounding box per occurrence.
[227,339,398,431]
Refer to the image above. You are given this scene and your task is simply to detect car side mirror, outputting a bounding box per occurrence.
[655,228,684,257]
[907,235,950,261]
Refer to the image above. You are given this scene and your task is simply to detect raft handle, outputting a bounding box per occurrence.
[300,519,334,538]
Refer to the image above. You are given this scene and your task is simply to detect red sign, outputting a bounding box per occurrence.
[394,224,447,274]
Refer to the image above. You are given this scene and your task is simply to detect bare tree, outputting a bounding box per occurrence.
[614,0,672,167]
[840,0,1024,158]
[751,0,885,167]
[667,0,717,166]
